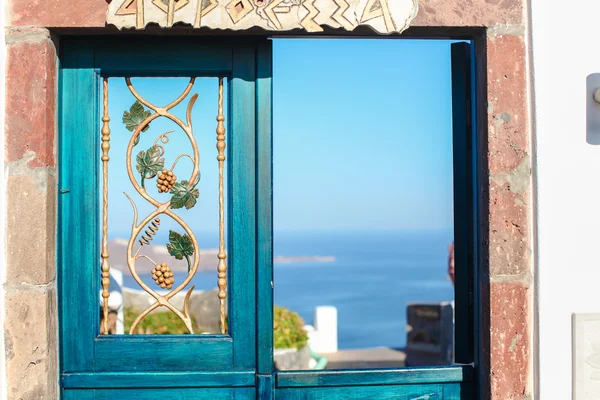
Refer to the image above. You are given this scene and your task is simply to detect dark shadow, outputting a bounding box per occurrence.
[586,74,600,145]
[473,32,491,400]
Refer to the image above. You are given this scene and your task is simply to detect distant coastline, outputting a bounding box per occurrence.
[108,238,335,275]
[274,255,335,264]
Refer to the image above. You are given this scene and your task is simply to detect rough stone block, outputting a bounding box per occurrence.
[489,282,530,399]
[4,287,58,400]
[488,181,530,277]
[484,33,531,279]
[413,0,523,27]
[487,34,529,175]
[5,29,57,168]
[6,168,57,285]
[7,0,107,28]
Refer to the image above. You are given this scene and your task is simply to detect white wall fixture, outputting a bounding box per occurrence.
[593,88,600,104]
[106,0,418,34]
[586,74,600,144]
[573,313,600,399]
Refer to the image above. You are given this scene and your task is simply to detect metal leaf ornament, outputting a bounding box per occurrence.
[123,100,151,145]
[136,145,165,186]
[166,230,194,271]
[169,180,200,210]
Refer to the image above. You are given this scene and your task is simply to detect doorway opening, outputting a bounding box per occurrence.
[271,38,473,371]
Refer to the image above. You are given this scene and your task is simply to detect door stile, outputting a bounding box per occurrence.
[256,40,274,375]
[59,41,99,373]
[256,40,275,399]
[229,44,258,370]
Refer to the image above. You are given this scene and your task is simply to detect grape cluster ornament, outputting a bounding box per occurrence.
[157,169,177,193]
[152,263,175,289]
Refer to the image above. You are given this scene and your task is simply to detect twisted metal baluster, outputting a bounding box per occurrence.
[216,77,228,334]
[101,77,111,334]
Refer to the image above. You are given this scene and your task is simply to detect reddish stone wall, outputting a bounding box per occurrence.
[6,0,527,28]
[485,29,532,400]
[3,1,534,399]
[4,27,59,399]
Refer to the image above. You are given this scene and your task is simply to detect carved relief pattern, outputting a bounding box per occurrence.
[107,0,418,34]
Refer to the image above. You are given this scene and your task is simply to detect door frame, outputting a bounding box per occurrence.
[58,35,478,399]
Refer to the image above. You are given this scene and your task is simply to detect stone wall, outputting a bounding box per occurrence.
[3,0,534,398]
[4,27,59,400]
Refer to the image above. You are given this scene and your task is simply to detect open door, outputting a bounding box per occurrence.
[269,40,477,400]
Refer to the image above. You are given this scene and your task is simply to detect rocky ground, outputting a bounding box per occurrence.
[108,238,335,276]
[108,239,220,274]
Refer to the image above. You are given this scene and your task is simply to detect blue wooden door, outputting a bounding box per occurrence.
[59,37,475,399]
[59,37,272,399]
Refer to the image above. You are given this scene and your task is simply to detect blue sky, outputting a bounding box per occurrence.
[107,77,225,239]
[273,39,454,231]
[106,39,455,238]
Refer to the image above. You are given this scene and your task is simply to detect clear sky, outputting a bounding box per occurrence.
[107,77,225,240]
[273,39,455,232]
[106,39,455,238]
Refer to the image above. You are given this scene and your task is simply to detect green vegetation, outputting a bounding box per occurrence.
[273,305,309,350]
[124,307,201,334]
[124,304,308,349]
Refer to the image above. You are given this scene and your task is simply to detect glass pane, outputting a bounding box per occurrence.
[273,39,456,369]
[100,77,229,335]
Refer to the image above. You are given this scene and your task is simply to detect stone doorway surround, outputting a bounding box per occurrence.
[3,0,534,398]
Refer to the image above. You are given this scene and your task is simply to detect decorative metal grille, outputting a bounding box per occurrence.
[100,77,228,335]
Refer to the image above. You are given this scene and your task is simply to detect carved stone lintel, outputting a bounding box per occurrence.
[107,0,418,34]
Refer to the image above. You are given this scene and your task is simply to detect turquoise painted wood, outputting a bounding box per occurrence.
[63,388,255,399]
[63,390,95,400]
[94,336,233,371]
[273,382,470,400]
[229,43,257,370]
[276,367,473,399]
[94,38,233,76]
[276,366,473,387]
[59,37,268,398]
[257,374,275,400]
[256,40,274,379]
[62,371,255,388]
[59,39,100,373]
[276,384,445,399]
[59,36,476,399]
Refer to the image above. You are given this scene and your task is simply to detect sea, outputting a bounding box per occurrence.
[121,229,454,350]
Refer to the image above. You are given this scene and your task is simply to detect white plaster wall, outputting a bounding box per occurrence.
[530,0,600,398]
